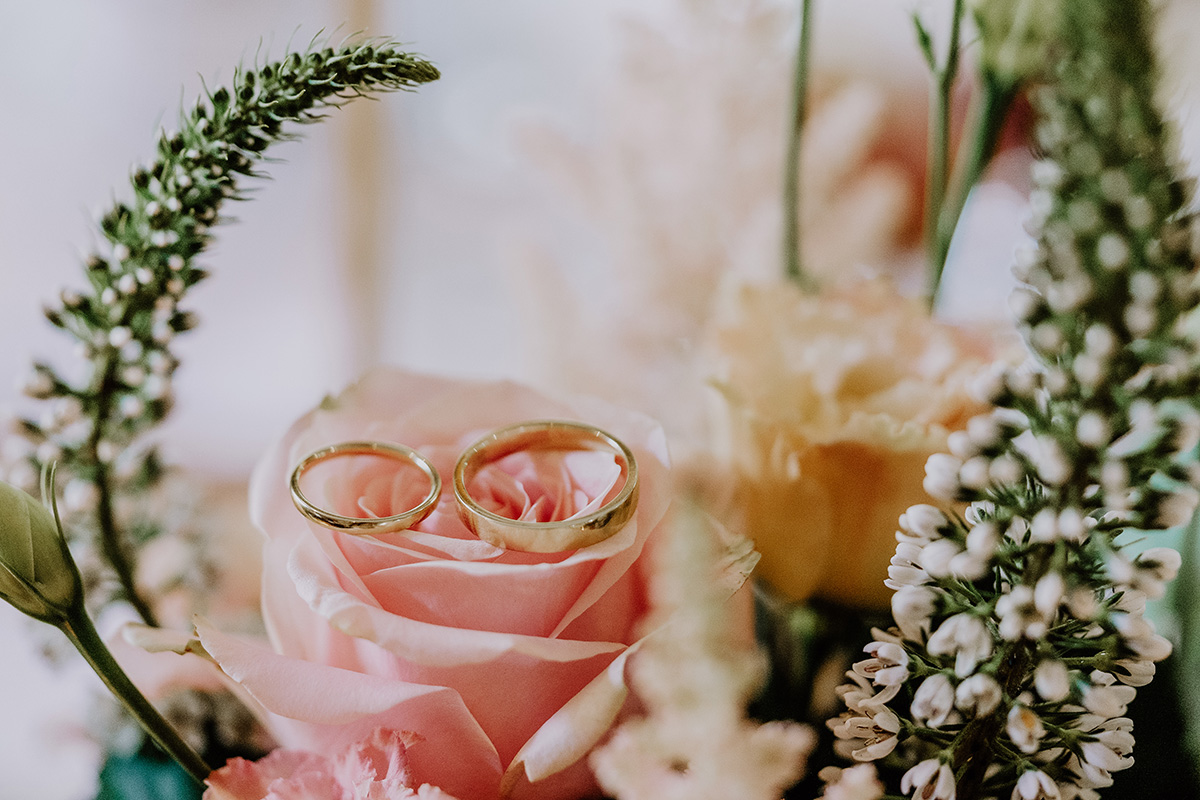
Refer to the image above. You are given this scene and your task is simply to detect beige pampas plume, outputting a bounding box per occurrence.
[589,471,813,800]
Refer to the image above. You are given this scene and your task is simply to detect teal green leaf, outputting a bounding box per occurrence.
[95,751,203,800]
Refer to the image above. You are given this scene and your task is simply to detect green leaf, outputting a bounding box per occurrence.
[95,750,203,800]
[912,13,936,70]
[1176,509,1200,767]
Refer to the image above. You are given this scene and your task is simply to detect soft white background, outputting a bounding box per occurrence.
[1,2,1199,798]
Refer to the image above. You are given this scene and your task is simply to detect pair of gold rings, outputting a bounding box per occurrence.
[289,420,639,553]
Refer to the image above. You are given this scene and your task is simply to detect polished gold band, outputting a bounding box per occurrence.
[290,441,441,534]
[453,420,639,553]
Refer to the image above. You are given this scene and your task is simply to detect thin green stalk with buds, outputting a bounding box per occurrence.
[832,1,1200,799]
[918,0,1029,308]
[15,40,439,627]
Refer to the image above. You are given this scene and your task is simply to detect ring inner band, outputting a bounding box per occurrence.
[454,421,639,553]
[290,441,441,534]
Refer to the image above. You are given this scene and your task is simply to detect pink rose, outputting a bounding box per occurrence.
[198,369,671,800]
[204,727,459,800]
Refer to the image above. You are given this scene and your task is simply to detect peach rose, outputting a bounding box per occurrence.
[710,278,1003,608]
[198,369,671,800]
[204,728,459,800]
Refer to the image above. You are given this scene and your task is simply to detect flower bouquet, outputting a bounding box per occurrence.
[3,1,1200,800]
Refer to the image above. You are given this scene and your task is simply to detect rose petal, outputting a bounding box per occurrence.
[290,536,626,667]
[501,636,647,795]
[196,620,502,800]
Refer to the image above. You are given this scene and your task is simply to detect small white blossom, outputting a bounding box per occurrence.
[1034,439,1071,485]
[959,456,992,490]
[997,585,1046,640]
[1111,659,1154,687]
[1013,769,1062,800]
[1082,682,1136,718]
[1107,547,1181,599]
[949,550,989,581]
[1156,485,1199,528]
[144,375,170,400]
[921,539,963,579]
[886,543,928,589]
[819,764,884,800]
[1010,288,1042,321]
[1057,508,1088,542]
[948,430,976,459]
[96,440,119,463]
[1074,355,1104,388]
[830,705,901,763]
[955,673,1002,717]
[900,759,956,800]
[1096,233,1130,270]
[900,505,949,543]
[1034,572,1065,618]
[20,369,54,398]
[970,363,1007,404]
[1079,736,1133,774]
[108,326,133,348]
[1111,612,1172,661]
[927,614,994,677]
[966,522,1000,559]
[1006,517,1030,542]
[1075,412,1109,447]
[1085,324,1117,357]
[924,454,963,501]
[838,670,901,717]
[36,441,62,463]
[1007,704,1046,754]
[892,585,938,642]
[1031,508,1060,542]
[1124,303,1156,337]
[1100,460,1129,494]
[119,394,145,419]
[856,642,909,686]
[63,479,100,513]
[989,454,1023,485]
[1034,659,1071,702]
[912,673,956,728]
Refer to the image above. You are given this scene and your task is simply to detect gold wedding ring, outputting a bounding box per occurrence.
[454,421,639,553]
[290,441,441,534]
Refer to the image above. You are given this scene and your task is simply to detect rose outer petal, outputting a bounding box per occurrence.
[196,620,502,800]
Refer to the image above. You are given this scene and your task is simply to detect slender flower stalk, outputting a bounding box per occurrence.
[836,2,1200,799]
[783,0,816,290]
[919,0,966,304]
[14,41,439,625]
[0,473,212,784]
[61,605,213,784]
[929,74,1015,305]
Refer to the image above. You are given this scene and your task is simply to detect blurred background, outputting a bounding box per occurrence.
[2,1,1200,798]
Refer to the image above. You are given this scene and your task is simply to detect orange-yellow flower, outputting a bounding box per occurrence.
[709,278,1002,608]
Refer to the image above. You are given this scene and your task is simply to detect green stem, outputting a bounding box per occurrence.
[928,74,1016,308]
[61,607,211,785]
[924,0,965,306]
[950,550,1049,800]
[89,356,158,628]
[783,0,816,290]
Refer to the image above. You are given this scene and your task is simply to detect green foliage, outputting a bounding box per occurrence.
[95,750,203,800]
[15,40,439,625]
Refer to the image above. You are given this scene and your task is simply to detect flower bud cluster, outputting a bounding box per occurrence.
[834,3,1200,799]
[10,44,440,623]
